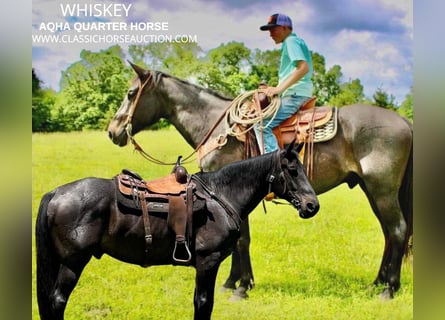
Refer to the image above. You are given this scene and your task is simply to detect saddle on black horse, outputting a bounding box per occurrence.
[114,160,198,265]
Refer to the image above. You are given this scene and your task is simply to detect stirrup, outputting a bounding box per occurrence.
[173,240,192,263]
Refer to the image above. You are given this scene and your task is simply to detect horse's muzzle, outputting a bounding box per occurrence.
[108,128,128,147]
[288,191,319,219]
[298,199,319,219]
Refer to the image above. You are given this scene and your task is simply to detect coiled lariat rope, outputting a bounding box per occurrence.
[224,89,281,138]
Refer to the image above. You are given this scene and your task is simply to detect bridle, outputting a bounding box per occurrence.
[122,71,229,166]
[124,72,153,140]
[123,71,199,165]
[266,150,302,210]
[122,71,173,164]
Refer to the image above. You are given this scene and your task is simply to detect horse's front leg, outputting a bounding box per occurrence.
[222,218,251,291]
[221,247,241,291]
[194,255,221,320]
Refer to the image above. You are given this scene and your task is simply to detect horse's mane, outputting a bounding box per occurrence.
[198,152,277,187]
[155,70,234,102]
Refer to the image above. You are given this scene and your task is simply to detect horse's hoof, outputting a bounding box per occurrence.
[379,287,394,300]
[220,286,233,293]
[221,281,236,292]
[229,287,248,301]
[229,293,247,302]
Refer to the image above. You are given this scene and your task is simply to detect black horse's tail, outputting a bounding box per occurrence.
[36,190,58,320]
[399,125,413,259]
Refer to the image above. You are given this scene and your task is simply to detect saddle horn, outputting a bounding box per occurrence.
[172,156,188,184]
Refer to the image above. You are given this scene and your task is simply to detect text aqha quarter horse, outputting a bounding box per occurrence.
[108,63,413,299]
[35,142,318,320]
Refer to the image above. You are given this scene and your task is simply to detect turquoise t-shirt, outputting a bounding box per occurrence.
[279,32,313,97]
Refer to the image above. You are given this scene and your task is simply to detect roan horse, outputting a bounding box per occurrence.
[35,142,319,320]
[108,63,413,300]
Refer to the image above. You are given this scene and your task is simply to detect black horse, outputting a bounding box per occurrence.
[35,143,318,320]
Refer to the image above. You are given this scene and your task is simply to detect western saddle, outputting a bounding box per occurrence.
[272,97,333,148]
[115,158,194,265]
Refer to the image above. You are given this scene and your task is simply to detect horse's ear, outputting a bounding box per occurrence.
[296,142,304,153]
[285,139,296,154]
[128,61,150,80]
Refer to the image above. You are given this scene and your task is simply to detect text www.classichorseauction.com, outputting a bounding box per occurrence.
[32,3,198,45]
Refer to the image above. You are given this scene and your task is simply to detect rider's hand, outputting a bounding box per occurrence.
[265,86,281,97]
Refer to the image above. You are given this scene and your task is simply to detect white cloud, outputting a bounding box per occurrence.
[378,0,413,38]
[318,28,411,101]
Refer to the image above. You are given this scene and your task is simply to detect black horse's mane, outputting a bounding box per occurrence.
[197,151,278,187]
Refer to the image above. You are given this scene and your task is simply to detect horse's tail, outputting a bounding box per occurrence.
[36,190,58,320]
[399,123,413,259]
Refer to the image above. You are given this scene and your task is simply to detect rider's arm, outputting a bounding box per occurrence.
[265,60,309,96]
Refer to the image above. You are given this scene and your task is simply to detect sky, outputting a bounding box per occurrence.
[32,0,413,104]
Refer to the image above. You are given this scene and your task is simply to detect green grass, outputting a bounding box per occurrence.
[32,129,413,319]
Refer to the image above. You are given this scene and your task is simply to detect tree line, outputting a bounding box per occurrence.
[32,42,413,132]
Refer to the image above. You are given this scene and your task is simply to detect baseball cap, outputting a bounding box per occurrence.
[260,13,293,31]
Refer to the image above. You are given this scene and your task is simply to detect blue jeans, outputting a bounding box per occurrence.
[254,94,311,153]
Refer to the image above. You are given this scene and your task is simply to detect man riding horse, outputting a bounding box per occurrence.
[255,13,314,154]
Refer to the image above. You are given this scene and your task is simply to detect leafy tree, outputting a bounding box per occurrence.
[197,42,252,97]
[311,52,342,106]
[372,87,397,111]
[329,78,366,107]
[128,42,203,79]
[398,87,413,121]
[245,49,280,90]
[32,69,56,131]
[32,68,41,94]
[55,45,131,130]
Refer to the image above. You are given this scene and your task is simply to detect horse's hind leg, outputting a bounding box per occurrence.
[377,210,407,298]
[50,259,90,319]
[364,188,407,299]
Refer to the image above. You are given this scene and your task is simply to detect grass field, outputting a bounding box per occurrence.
[32,129,413,319]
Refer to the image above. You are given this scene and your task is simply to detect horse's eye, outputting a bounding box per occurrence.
[286,164,298,175]
[128,88,137,99]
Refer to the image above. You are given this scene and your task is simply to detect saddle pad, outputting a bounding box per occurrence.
[312,107,337,142]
